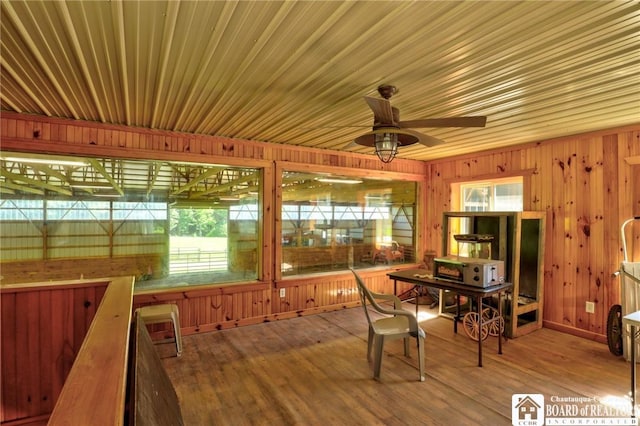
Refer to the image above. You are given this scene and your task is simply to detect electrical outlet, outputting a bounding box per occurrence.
[585,301,595,314]
[279,288,286,298]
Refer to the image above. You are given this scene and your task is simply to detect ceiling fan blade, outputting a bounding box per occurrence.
[399,116,487,128]
[364,96,395,125]
[401,129,446,147]
[342,140,360,150]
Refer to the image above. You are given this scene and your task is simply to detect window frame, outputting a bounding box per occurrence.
[0,152,270,289]
[274,161,426,280]
[451,176,525,212]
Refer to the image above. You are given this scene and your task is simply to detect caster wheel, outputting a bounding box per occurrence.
[463,312,489,341]
[482,307,505,337]
[607,304,623,356]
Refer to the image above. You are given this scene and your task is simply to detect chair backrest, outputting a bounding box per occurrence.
[351,269,379,327]
[351,269,422,336]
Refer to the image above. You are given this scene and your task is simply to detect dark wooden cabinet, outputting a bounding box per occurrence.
[441,211,546,337]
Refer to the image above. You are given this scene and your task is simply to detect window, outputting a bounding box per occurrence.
[0,153,261,287]
[447,176,524,256]
[280,171,417,276]
[456,177,523,212]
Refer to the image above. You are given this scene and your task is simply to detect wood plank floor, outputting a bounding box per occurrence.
[160,304,630,426]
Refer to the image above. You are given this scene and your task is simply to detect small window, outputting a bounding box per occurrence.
[457,177,523,212]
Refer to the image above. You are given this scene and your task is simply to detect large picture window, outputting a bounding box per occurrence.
[279,171,417,276]
[0,153,261,288]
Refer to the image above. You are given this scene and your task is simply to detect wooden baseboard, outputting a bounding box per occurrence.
[0,414,49,426]
[176,301,361,336]
[543,320,607,344]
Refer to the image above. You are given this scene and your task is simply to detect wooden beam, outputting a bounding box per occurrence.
[170,166,226,195]
[88,158,124,195]
[0,169,71,195]
[28,163,70,182]
[190,170,260,198]
[147,162,163,196]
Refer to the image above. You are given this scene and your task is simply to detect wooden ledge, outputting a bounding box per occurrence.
[0,278,112,293]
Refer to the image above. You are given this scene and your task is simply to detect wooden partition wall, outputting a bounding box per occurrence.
[1,112,638,345]
[48,276,134,426]
[0,277,132,424]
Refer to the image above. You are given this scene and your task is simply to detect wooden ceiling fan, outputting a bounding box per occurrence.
[353,85,487,162]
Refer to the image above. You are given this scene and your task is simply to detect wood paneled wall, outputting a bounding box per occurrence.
[134,283,272,335]
[132,271,412,339]
[424,127,640,340]
[0,112,425,174]
[1,112,638,343]
[0,279,110,424]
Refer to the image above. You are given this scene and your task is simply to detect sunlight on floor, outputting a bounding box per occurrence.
[400,301,442,322]
[417,309,440,322]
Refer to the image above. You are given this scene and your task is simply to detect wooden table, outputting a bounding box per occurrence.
[387,268,513,367]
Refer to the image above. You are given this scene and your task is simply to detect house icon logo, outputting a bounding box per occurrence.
[512,394,544,426]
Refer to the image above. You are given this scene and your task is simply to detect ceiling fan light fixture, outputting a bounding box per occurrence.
[374,132,398,163]
[353,128,419,163]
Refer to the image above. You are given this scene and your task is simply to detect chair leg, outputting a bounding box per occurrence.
[417,335,425,382]
[171,312,183,357]
[373,335,384,380]
[403,337,410,357]
[367,326,374,362]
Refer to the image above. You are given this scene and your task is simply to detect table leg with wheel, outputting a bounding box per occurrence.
[477,295,483,367]
[623,311,640,418]
[387,270,513,369]
[453,293,460,334]
[498,291,503,355]
[632,324,636,418]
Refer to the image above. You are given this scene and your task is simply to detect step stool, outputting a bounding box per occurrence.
[135,304,183,357]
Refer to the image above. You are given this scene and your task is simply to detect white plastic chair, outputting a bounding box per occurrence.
[135,304,183,357]
[351,270,426,381]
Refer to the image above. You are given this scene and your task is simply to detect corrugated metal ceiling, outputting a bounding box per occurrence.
[1,1,639,161]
